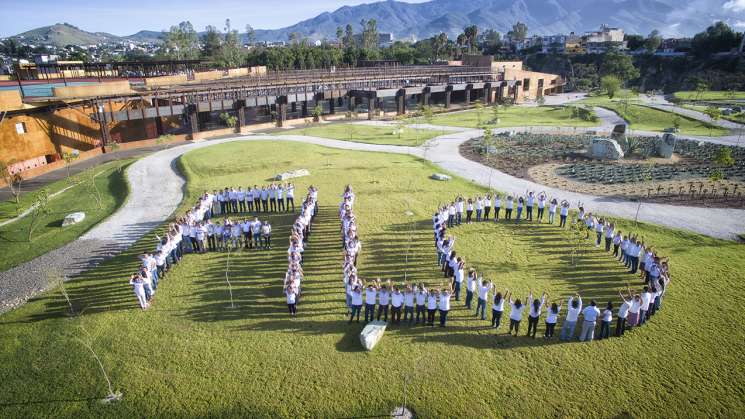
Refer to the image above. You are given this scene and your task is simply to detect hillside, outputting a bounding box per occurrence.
[10,23,121,46]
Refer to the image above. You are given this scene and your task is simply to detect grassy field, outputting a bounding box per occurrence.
[428,105,600,129]
[281,123,440,146]
[673,90,745,101]
[0,160,131,271]
[1,142,744,417]
[579,94,729,136]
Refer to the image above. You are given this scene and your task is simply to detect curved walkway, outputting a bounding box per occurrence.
[2,121,745,313]
[640,94,745,131]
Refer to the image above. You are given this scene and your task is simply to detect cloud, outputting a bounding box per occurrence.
[724,0,745,12]
[734,20,745,28]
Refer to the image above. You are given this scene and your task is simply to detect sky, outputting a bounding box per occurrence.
[0,0,430,37]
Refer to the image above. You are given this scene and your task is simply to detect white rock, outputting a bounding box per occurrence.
[431,173,451,181]
[590,138,624,160]
[275,169,310,181]
[62,212,86,227]
[360,320,387,351]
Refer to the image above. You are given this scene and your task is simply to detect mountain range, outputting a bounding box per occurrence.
[5,0,744,47]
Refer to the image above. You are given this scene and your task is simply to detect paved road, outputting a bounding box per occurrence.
[640,94,745,131]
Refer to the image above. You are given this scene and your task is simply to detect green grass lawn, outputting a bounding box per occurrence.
[281,123,440,146]
[1,142,744,417]
[428,105,600,129]
[680,104,745,124]
[0,160,131,271]
[673,90,745,101]
[580,94,729,136]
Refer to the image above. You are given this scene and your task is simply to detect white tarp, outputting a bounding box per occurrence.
[360,320,387,351]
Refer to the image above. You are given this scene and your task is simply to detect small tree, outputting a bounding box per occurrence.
[312,104,323,122]
[536,95,546,106]
[346,124,356,140]
[394,115,407,140]
[62,150,80,181]
[0,160,23,204]
[703,106,721,137]
[600,75,621,99]
[84,168,103,210]
[421,105,434,126]
[27,189,51,242]
[482,128,497,189]
[491,104,501,125]
[219,112,237,128]
[473,100,484,127]
[672,115,681,132]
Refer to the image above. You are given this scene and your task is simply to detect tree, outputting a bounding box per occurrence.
[644,30,662,54]
[163,21,200,60]
[600,75,622,99]
[473,100,484,127]
[508,22,528,42]
[336,26,344,45]
[217,19,244,68]
[703,106,721,137]
[695,80,709,100]
[624,34,645,51]
[361,19,379,51]
[491,104,501,125]
[27,189,50,242]
[312,104,323,122]
[432,33,448,62]
[219,112,238,128]
[201,25,222,59]
[0,160,23,204]
[62,150,80,181]
[421,105,434,126]
[463,25,479,54]
[343,24,355,49]
[600,49,639,83]
[245,24,256,45]
[83,168,103,210]
[691,21,742,57]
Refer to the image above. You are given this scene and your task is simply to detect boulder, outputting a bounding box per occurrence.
[431,173,451,181]
[657,133,677,158]
[360,320,387,351]
[590,138,624,160]
[274,169,310,181]
[62,212,86,227]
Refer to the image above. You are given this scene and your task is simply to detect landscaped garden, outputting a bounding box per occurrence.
[428,104,600,129]
[463,132,745,207]
[0,160,132,271]
[579,93,729,137]
[281,122,440,146]
[1,140,744,417]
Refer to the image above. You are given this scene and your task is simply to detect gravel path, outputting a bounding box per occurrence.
[3,107,744,313]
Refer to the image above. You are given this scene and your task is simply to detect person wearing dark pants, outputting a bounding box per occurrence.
[476,279,493,320]
[559,200,569,228]
[349,286,363,323]
[286,183,295,212]
[260,187,269,212]
[491,291,506,330]
[253,186,260,213]
[494,195,501,221]
[403,287,415,325]
[526,291,546,338]
[616,290,631,337]
[484,194,492,220]
[277,187,285,212]
[377,286,390,322]
[269,185,277,212]
[415,287,427,324]
[427,291,438,326]
[390,288,403,324]
[526,192,534,222]
[509,294,526,336]
[598,301,613,340]
[237,187,246,212]
[465,270,476,309]
[544,301,561,338]
[364,283,377,323]
[286,286,298,317]
[438,281,453,327]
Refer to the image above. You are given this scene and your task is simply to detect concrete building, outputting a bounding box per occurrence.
[583,25,626,54]
[541,32,583,54]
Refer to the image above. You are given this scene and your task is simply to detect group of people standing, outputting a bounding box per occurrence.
[282,187,319,317]
[443,191,571,226]
[432,191,672,341]
[211,183,297,214]
[340,185,458,327]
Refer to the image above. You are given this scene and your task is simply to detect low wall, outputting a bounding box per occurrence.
[53,80,133,98]
[0,90,23,110]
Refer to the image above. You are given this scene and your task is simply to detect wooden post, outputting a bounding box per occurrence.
[445,85,452,109]
[396,89,406,115]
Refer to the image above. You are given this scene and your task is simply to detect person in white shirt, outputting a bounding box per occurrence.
[597,301,613,340]
[455,197,464,225]
[475,196,483,222]
[526,191,535,222]
[364,281,378,323]
[403,285,416,325]
[286,285,298,317]
[261,221,272,250]
[277,185,285,212]
[536,192,546,223]
[390,286,404,324]
[251,218,262,249]
[476,279,493,320]
[560,294,582,341]
[544,300,561,338]
[616,289,632,336]
[377,282,390,322]
[426,289,439,326]
[269,184,278,212]
[229,187,238,213]
[548,198,558,224]
[639,286,653,326]
[484,194,492,220]
[438,280,454,327]
[559,200,569,228]
[612,231,623,258]
[508,293,527,336]
[130,273,148,309]
[349,285,363,323]
[526,291,547,338]
[415,284,427,325]
[252,185,261,212]
[447,202,456,227]
[260,187,269,212]
[286,183,295,212]
[465,269,477,309]
[237,187,246,212]
[491,289,507,330]
[453,257,465,301]
[505,195,514,220]
[579,300,601,342]
[493,194,501,221]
